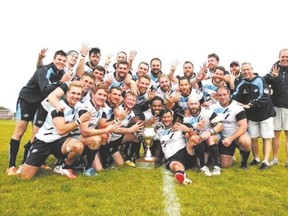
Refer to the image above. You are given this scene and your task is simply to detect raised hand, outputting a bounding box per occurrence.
[129,50,137,62]
[105,52,113,65]
[170,59,180,72]
[39,48,48,60]
[80,42,91,57]
[271,65,280,78]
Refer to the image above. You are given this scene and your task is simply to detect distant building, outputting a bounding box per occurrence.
[0,109,14,120]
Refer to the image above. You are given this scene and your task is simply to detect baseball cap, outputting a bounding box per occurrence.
[230,61,239,67]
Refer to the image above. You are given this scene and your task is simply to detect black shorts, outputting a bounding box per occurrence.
[15,97,40,121]
[25,136,69,167]
[165,147,197,170]
[218,140,238,156]
[99,136,124,168]
[34,104,48,128]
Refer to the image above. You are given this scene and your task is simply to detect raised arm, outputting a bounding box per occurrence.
[168,59,180,84]
[76,42,90,78]
[36,48,48,68]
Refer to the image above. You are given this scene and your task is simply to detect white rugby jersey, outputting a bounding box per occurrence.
[36,99,81,143]
[177,88,203,110]
[133,92,149,115]
[210,100,246,138]
[200,79,218,104]
[149,74,160,90]
[84,62,93,73]
[142,109,161,122]
[104,72,125,90]
[72,100,106,135]
[155,87,176,101]
[155,127,186,159]
[102,102,115,122]
[183,107,220,133]
[109,104,136,141]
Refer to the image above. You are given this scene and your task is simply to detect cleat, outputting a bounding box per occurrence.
[259,162,269,170]
[41,164,52,171]
[175,172,185,184]
[240,163,248,170]
[83,167,98,177]
[124,160,136,167]
[107,164,118,170]
[285,163,288,169]
[249,159,260,165]
[200,166,212,177]
[183,177,192,185]
[212,166,221,175]
[6,166,17,176]
[16,164,24,174]
[269,159,279,166]
[53,165,76,179]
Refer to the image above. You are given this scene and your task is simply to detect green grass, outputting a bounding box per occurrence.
[1,120,288,216]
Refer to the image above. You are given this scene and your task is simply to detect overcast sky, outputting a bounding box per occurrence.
[0,0,287,111]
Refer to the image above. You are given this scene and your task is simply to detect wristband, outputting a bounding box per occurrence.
[76,118,81,125]
[209,128,216,135]
[81,54,86,58]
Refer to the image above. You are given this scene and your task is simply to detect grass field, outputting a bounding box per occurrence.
[1,120,288,216]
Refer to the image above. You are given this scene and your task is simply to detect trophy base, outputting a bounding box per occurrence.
[135,157,162,169]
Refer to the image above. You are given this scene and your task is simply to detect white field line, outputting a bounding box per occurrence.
[162,168,181,216]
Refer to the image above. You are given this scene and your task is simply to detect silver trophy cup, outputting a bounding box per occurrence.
[142,127,156,161]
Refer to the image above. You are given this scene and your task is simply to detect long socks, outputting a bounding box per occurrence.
[9,139,20,167]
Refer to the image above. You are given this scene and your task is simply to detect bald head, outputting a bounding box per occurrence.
[187,96,201,115]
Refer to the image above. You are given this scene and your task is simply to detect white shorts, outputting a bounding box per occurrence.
[248,117,274,139]
[273,107,288,131]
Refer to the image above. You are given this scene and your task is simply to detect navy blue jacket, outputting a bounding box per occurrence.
[19,63,65,103]
[232,74,276,121]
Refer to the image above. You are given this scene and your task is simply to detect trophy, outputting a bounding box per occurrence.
[142,127,156,161]
[136,126,161,169]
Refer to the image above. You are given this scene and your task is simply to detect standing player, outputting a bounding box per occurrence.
[6,50,71,175]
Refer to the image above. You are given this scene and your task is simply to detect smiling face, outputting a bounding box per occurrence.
[217,87,230,107]
[116,62,129,80]
[151,99,163,116]
[241,63,255,80]
[123,93,137,109]
[179,79,191,96]
[137,76,150,94]
[81,75,95,93]
[161,111,173,127]
[150,59,162,75]
[159,76,171,92]
[279,49,288,67]
[116,51,127,62]
[207,57,219,70]
[66,85,82,107]
[93,69,105,82]
[137,62,149,77]
[53,55,67,71]
[183,62,194,78]
[230,64,240,76]
[187,97,201,116]
[89,53,101,67]
[213,68,225,83]
[92,88,108,108]
[108,88,122,107]
[67,52,79,68]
